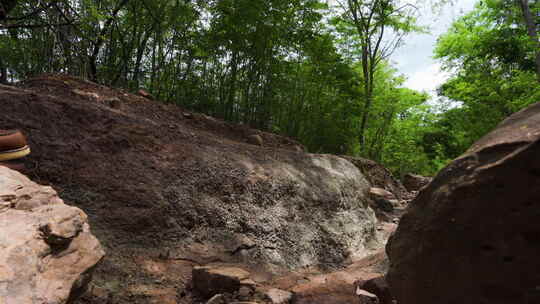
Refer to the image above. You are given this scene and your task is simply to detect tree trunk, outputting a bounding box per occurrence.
[517,0,540,82]
[88,0,129,82]
[0,57,7,84]
[358,45,371,148]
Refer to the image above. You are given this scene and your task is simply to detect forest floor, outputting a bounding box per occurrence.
[0,74,405,304]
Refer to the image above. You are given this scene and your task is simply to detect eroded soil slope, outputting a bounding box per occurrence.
[0,75,384,303]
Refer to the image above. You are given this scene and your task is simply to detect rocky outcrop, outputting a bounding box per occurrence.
[0,75,381,302]
[387,102,540,304]
[342,156,407,200]
[402,173,432,192]
[0,166,104,304]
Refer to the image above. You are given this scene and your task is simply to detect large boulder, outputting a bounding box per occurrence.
[386,102,540,304]
[0,166,104,304]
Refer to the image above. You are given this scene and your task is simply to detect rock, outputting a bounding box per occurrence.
[138,89,153,99]
[0,167,105,304]
[247,134,263,146]
[264,288,293,304]
[206,294,226,304]
[238,286,253,300]
[387,102,540,304]
[192,265,251,298]
[374,198,394,213]
[72,88,99,99]
[105,97,122,109]
[356,288,379,303]
[343,156,408,200]
[402,173,432,192]
[356,276,393,304]
[369,187,395,201]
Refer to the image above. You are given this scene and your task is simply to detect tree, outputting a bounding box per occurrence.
[434,0,540,162]
[516,0,540,82]
[333,0,420,149]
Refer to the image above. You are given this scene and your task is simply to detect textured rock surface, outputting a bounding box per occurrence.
[0,166,104,304]
[387,102,540,304]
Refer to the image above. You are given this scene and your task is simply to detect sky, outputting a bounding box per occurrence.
[391,0,478,94]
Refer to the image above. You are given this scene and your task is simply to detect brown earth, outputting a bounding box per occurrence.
[0,74,401,303]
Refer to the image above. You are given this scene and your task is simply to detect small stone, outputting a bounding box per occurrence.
[264,288,293,304]
[238,286,252,300]
[192,266,250,298]
[72,89,99,99]
[369,188,395,200]
[105,97,122,109]
[138,89,153,99]
[356,276,393,304]
[240,279,257,288]
[206,294,225,304]
[247,134,263,146]
[90,285,109,300]
[356,288,379,303]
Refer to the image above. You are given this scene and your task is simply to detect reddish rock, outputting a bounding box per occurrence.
[356,276,393,304]
[369,188,395,201]
[387,102,540,304]
[138,89,154,99]
[192,265,250,298]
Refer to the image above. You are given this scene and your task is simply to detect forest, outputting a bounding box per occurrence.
[0,0,538,176]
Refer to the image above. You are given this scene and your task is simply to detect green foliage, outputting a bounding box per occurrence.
[5,0,536,179]
[431,0,540,166]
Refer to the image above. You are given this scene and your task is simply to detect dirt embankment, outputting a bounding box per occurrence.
[0,75,397,303]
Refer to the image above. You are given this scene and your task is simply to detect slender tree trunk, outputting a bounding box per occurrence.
[88,0,129,82]
[0,57,7,84]
[517,0,540,82]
